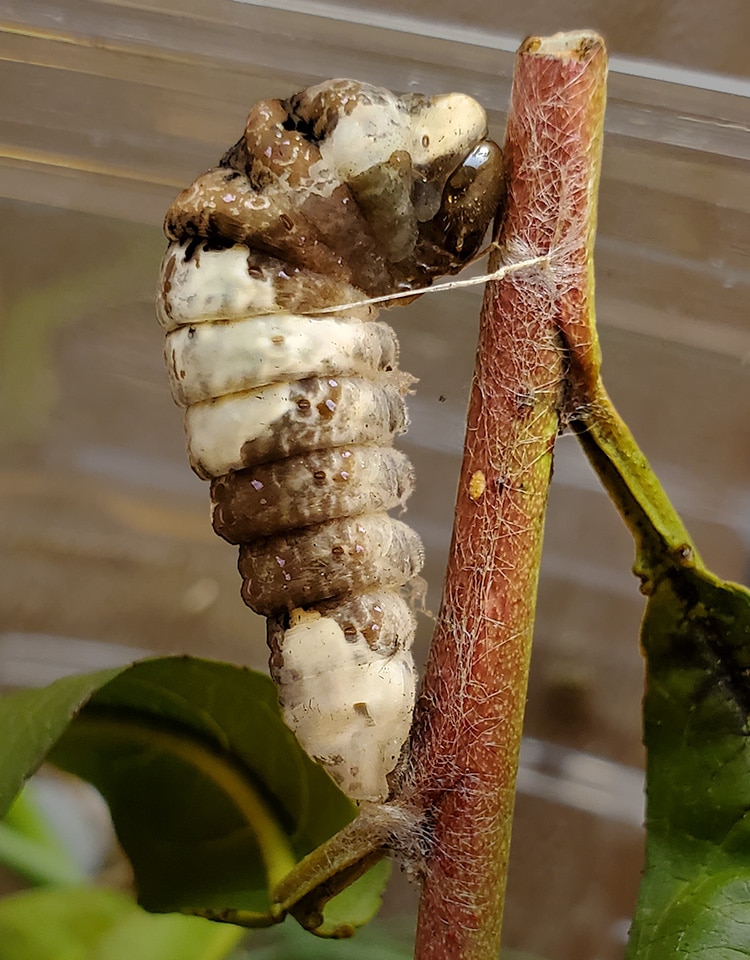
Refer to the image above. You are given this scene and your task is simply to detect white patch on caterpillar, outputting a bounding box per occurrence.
[275,609,416,802]
[308,87,488,188]
[185,383,291,479]
[317,99,411,182]
[157,242,279,331]
[406,93,489,169]
[166,314,397,406]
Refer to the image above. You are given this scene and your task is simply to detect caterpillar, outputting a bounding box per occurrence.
[156,79,503,802]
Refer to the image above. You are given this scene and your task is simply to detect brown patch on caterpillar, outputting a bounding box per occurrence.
[312,590,418,656]
[243,99,321,190]
[238,514,424,616]
[298,188,397,296]
[161,249,177,307]
[185,376,413,480]
[273,272,372,319]
[347,151,418,264]
[315,378,341,420]
[284,79,376,139]
[211,446,415,544]
[231,377,408,472]
[165,168,353,283]
[353,702,375,725]
[244,97,399,295]
[174,98,396,296]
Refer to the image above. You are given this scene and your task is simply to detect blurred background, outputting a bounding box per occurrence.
[0,2,748,958]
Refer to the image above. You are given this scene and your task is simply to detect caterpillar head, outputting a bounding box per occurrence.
[164,80,504,302]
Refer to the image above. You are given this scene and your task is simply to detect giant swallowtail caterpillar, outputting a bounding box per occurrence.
[157,79,503,802]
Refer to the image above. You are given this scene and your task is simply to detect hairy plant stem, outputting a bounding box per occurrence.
[404,33,608,960]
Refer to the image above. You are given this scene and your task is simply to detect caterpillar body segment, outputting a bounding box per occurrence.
[158,79,503,801]
[166,313,399,407]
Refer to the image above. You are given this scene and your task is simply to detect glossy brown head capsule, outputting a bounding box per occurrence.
[416,140,505,273]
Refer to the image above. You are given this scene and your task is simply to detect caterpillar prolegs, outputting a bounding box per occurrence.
[157,80,504,801]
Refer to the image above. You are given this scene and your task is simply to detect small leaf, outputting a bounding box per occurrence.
[0,886,242,960]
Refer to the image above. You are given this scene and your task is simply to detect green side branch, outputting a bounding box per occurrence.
[571,381,700,583]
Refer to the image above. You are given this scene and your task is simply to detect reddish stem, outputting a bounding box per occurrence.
[404,33,608,960]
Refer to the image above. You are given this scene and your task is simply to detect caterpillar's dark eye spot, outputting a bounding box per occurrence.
[187,326,196,338]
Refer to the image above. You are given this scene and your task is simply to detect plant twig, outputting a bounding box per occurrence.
[570,384,700,587]
[401,32,608,960]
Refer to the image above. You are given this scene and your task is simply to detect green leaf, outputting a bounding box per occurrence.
[625,569,750,959]
[0,667,125,818]
[573,384,750,957]
[44,657,385,929]
[0,886,242,960]
[0,658,389,934]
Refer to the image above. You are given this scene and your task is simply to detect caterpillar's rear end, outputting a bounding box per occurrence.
[156,80,504,802]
